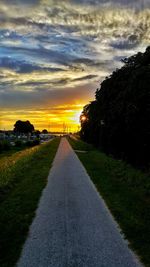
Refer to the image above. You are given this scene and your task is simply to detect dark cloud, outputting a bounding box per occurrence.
[73,74,98,82]
[0,45,76,68]
[17,78,69,87]
[0,56,65,73]
[71,0,150,9]
[21,78,71,88]
[73,58,96,66]
[0,0,40,5]
[110,38,139,50]
[72,57,115,73]
[0,30,23,40]
[0,83,95,109]
[7,0,146,9]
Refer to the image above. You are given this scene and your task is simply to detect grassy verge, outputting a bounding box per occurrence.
[0,140,41,160]
[0,138,60,267]
[68,137,150,267]
[0,146,28,159]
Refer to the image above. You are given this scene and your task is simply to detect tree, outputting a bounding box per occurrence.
[14,120,34,134]
[35,130,41,135]
[80,101,100,146]
[80,46,150,168]
[42,129,48,134]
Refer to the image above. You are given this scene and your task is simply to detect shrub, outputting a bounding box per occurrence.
[26,139,40,147]
[15,140,23,147]
[0,142,3,153]
[0,140,11,152]
[32,139,40,146]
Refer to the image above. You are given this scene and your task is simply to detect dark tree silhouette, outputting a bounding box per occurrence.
[80,46,150,168]
[42,129,48,134]
[14,120,34,134]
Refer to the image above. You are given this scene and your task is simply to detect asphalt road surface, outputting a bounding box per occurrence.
[17,138,142,267]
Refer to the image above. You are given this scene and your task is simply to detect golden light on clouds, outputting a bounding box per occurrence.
[0,104,85,132]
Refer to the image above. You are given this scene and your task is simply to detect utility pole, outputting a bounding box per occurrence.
[63,122,66,135]
[48,122,50,134]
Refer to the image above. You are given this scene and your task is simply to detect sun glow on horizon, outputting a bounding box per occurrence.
[0,104,85,132]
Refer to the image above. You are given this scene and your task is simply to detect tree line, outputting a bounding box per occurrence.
[80,46,150,168]
[14,120,48,134]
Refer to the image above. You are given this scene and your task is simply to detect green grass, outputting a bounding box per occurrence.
[0,138,60,267]
[0,146,27,159]
[0,148,19,159]
[0,141,41,160]
[68,137,150,267]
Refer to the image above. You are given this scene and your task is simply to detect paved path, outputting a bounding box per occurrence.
[17,138,142,267]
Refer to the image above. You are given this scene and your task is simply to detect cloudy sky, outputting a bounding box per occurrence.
[0,0,149,131]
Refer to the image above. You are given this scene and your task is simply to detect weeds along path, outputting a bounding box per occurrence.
[0,145,40,190]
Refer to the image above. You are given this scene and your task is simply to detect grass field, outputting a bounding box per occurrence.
[0,138,60,267]
[0,145,30,160]
[0,149,20,159]
[69,137,150,267]
[0,140,40,160]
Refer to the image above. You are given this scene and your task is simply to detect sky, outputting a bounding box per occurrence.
[0,0,150,132]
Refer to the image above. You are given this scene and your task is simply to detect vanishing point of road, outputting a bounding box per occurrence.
[17,138,142,267]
